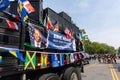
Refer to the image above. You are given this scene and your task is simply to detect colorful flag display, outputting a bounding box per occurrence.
[64,28,71,39]
[17,0,35,24]
[1,47,83,70]
[2,11,21,22]
[17,0,28,24]
[6,20,18,30]
[70,54,74,63]
[53,21,59,32]
[40,53,48,69]
[74,53,78,61]
[65,54,70,64]
[47,16,53,30]
[24,51,36,70]
[0,0,10,11]
[22,0,35,14]
[51,54,59,67]
[77,33,83,40]
[9,50,25,62]
[0,56,2,63]
[59,54,65,66]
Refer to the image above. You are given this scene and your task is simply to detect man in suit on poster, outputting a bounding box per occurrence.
[33,28,42,48]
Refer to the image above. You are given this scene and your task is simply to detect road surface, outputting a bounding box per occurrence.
[82,59,120,80]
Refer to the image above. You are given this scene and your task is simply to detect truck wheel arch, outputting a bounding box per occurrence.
[37,73,60,80]
[63,67,82,80]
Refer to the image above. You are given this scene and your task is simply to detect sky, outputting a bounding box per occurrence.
[43,0,120,49]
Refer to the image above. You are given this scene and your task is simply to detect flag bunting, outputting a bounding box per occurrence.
[9,50,25,62]
[6,20,18,30]
[40,53,49,69]
[24,51,36,70]
[53,21,59,32]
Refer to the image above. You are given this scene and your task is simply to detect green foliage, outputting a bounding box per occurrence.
[84,41,115,54]
[118,47,120,53]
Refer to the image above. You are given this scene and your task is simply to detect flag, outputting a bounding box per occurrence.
[24,51,36,70]
[47,16,53,30]
[70,54,74,63]
[43,14,47,27]
[65,54,70,64]
[59,54,64,66]
[51,54,59,67]
[76,33,83,41]
[9,50,25,62]
[0,56,2,63]
[74,53,78,61]
[2,11,21,22]
[21,7,28,24]
[0,0,10,11]
[17,0,28,24]
[22,0,35,14]
[53,21,59,32]
[6,20,18,30]
[40,53,48,69]
[64,28,71,39]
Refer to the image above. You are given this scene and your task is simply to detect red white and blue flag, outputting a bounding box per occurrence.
[17,0,35,24]
[2,11,21,22]
[6,20,18,30]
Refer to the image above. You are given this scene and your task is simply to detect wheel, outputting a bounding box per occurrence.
[38,73,60,80]
[63,67,82,80]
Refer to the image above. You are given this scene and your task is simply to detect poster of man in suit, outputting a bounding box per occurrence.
[28,23,46,48]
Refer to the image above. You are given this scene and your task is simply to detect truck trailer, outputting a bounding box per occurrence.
[0,0,85,80]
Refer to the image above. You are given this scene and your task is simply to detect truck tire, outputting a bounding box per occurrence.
[63,67,82,80]
[37,73,60,80]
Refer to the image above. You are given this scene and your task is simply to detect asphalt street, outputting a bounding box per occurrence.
[81,59,120,80]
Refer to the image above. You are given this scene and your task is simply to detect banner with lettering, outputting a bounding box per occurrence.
[28,23,76,51]
[47,30,76,51]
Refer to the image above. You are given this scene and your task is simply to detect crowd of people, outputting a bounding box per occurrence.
[90,54,117,64]
[97,54,117,64]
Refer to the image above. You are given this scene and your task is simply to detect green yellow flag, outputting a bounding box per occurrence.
[24,51,36,70]
[40,53,48,69]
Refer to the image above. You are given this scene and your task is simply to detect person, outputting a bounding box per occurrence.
[33,28,42,47]
[97,54,101,63]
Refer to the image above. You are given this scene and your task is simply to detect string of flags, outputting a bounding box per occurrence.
[0,0,35,25]
[0,48,86,70]
[0,0,10,11]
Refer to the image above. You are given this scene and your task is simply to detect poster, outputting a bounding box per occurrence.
[47,30,76,51]
[28,23,76,51]
[28,23,47,48]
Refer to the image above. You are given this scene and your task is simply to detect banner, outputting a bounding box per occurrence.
[28,23,76,51]
[28,23,47,49]
[47,30,76,51]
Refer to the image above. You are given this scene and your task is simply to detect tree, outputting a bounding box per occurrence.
[118,47,120,53]
[84,41,115,54]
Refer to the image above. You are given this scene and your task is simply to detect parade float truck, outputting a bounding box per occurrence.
[0,0,85,80]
